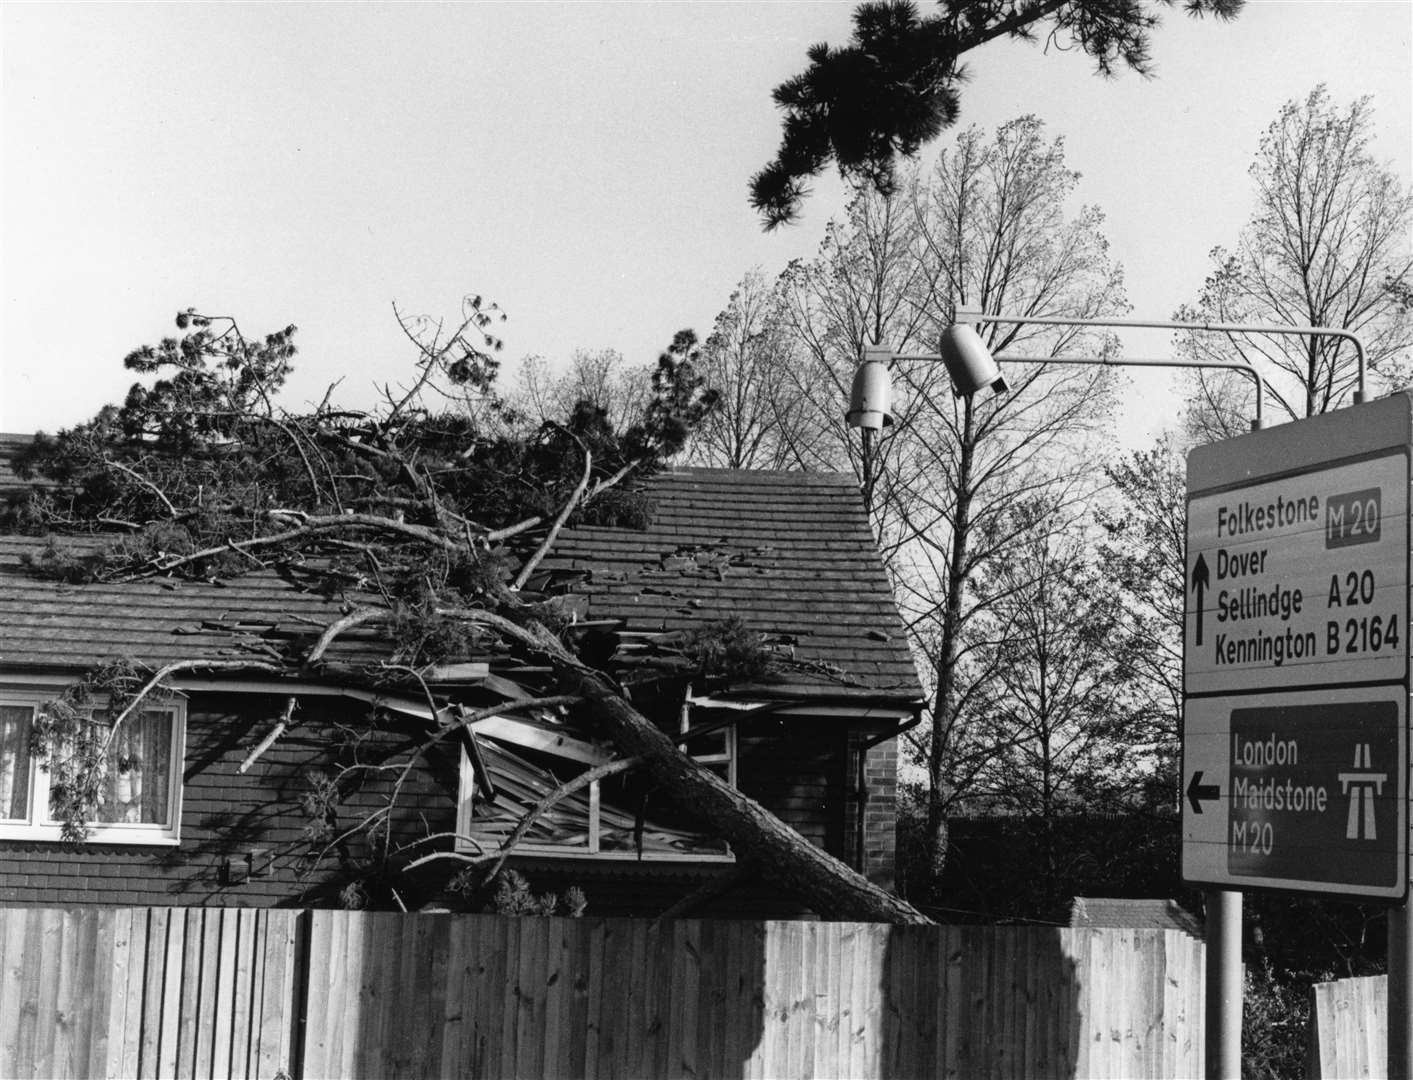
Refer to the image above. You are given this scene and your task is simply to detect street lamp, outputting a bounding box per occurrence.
[847,306,1373,1080]
[847,309,1372,433]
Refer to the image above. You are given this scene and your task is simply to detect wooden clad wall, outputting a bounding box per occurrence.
[0,906,300,1080]
[1,906,1205,1080]
[1308,973,1386,1079]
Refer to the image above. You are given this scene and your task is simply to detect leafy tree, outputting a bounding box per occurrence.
[1180,85,1413,441]
[752,0,1243,227]
[5,301,928,925]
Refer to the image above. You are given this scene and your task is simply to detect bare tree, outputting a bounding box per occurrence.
[1181,85,1412,441]
[687,270,813,470]
[776,117,1128,880]
[506,348,653,433]
[961,501,1148,821]
[1093,435,1187,804]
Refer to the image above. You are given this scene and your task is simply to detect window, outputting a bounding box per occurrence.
[0,690,184,844]
[456,708,736,862]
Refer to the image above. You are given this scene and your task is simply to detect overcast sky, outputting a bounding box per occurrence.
[2,1,1409,445]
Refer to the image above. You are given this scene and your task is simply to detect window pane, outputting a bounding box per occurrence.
[0,705,33,821]
[679,728,729,758]
[469,741,592,851]
[48,710,173,827]
[597,773,729,857]
[99,710,173,825]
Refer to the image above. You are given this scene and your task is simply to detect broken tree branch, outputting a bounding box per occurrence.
[512,429,591,591]
[239,695,299,774]
[101,658,287,755]
[101,455,179,518]
[306,606,394,666]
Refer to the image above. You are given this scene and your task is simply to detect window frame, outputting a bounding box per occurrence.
[455,705,737,863]
[0,687,186,845]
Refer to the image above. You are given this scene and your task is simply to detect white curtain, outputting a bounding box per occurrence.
[95,709,172,824]
[0,705,33,820]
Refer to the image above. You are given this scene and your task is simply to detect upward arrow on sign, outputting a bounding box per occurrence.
[1191,552,1210,646]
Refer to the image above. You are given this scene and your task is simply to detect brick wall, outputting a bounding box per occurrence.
[862,738,898,887]
[842,735,899,890]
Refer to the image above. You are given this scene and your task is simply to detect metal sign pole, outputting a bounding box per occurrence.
[1393,896,1413,1078]
[1205,889,1243,1079]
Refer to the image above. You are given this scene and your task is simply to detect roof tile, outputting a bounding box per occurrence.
[0,459,922,696]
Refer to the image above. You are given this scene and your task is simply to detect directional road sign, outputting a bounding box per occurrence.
[1186,452,1408,696]
[1183,687,1407,898]
[1183,393,1411,900]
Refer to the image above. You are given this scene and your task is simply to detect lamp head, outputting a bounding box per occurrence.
[846,345,894,431]
[939,324,1008,398]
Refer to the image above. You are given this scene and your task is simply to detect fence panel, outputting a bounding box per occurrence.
[1309,973,1386,1079]
[296,913,1202,1079]
[2,905,1205,1079]
[0,906,301,1080]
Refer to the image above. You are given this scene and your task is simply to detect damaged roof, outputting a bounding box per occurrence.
[547,468,920,694]
[0,437,920,697]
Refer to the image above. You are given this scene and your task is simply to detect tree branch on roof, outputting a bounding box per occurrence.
[5,301,929,924]
[101,658,288,756]
[512,426,592,591]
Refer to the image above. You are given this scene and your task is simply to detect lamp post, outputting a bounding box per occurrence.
[849,309,1374,432]
[847,310,1374,1080]
[949,309,1369,405]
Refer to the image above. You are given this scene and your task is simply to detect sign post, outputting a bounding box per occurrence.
[1185,393,1413,1077]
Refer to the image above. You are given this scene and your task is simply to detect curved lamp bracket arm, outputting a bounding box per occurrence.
[1000,354,1269,432]
[953,309,1368,406]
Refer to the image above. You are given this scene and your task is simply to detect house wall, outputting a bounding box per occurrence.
[0,691,894,917]
[0,692,461,909]
[736,723,847,858]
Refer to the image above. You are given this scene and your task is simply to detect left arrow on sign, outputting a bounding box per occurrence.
[1190,553,1210,646]
[1186,770,1220,814]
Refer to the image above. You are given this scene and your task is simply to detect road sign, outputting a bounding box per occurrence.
[1182,687,1407,899]
[1186,452,1408,695]
[1183,394,1412,899]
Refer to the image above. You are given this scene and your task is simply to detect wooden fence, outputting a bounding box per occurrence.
[0,906,299,1080]
[1308,973,1386,1079]
[1,906,1206,1079]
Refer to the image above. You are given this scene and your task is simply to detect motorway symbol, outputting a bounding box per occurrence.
[1190,553,1210,647]
[1338,743,1387,840]
[1186,770,1219,814]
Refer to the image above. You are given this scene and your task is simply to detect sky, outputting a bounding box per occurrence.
[2,1,1410,447]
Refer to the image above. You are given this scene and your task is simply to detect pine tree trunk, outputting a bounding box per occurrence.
[574,671,933,925]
